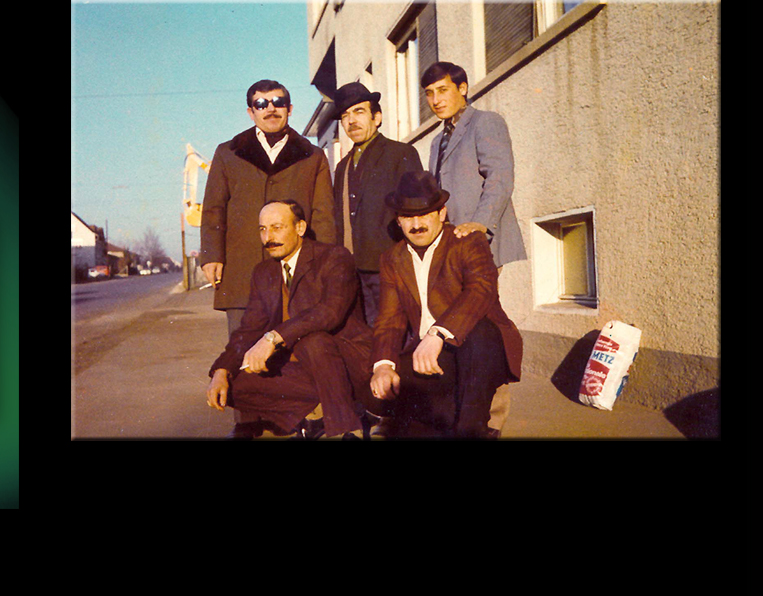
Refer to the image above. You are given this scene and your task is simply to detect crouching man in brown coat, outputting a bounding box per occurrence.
[369,172,523,438]
[206,201,371,439]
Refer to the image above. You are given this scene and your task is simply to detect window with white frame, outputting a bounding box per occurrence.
[536,0,585,35]
[390,1,438,140]
[484,1,533,74]
[482,1,588,75]
[395,33,419,139]
[532,207,598,308]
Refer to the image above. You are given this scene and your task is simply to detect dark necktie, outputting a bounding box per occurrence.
[283,262,292,290]
[435,120,454,186]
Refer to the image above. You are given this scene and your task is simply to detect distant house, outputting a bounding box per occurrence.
[71,211,106,281]
[106,242,141,277]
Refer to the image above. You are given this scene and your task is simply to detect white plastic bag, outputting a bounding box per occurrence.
[578,321,641,411]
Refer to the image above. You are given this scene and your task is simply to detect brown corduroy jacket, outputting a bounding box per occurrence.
[371,224,523,383]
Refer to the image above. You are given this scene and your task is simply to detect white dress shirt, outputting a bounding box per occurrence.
[406,230,448,340]
[373,230,453,372]
[256,126,289,164]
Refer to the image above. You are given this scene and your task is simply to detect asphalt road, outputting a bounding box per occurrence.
[71,272,185,377]
[72,272,183,322]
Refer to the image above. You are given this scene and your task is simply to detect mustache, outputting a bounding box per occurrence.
[264,113,282,119]
[264,242,283,249]
[408,227,428,234]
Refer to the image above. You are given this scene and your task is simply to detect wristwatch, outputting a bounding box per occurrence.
[426,327,447,341]
[263,331,281,347]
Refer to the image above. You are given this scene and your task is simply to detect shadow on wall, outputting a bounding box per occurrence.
[551,329,600,404]
[663,388,720,439]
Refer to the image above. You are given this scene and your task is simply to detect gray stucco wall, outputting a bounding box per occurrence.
[309,1,720,412]
[413,2,720,410]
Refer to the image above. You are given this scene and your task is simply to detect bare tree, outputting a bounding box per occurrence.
[136,227,167,265]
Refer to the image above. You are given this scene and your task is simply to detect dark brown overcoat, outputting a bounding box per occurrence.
[200,126,335,310]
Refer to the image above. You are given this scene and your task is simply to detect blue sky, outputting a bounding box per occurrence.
[71,1,323,262]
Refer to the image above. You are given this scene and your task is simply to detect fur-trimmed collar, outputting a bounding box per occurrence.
[230,126,317,175]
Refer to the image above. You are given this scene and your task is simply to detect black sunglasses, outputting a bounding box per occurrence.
[251,96,290,110]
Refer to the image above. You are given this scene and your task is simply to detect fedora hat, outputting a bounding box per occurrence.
[331,82,381,120]
[385,171,449,216]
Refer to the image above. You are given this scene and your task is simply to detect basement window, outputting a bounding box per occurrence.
[532,207,598,309]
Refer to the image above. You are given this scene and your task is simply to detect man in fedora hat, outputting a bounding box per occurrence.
[368,171,523,438]
[331,81,423,327]
[421,61,526,435]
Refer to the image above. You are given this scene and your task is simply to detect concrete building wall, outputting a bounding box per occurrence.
[307,1,720,411]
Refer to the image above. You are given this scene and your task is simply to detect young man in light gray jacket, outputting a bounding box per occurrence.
[421,62,526,437]
[421,61,526,269]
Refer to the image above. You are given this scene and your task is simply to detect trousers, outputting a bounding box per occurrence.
[357,271,381,328]
[229,331,364,437]
[369,317,509,437]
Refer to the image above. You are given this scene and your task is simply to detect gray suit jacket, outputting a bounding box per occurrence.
[428,105,526,267]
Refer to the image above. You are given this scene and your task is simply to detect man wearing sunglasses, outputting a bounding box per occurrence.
[200,79,335,339]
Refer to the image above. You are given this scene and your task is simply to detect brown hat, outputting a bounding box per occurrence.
[385,171,450,216]
[331,82,381,120]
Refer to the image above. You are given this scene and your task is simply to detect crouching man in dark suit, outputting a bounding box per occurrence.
[369,172,523,438]
[206,200,371,439]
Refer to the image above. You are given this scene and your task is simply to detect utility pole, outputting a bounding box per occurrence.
[181,212,188,290]
[182,144,211,291]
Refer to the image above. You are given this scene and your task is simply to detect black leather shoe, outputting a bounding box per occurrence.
[341,430,364,440]
[486,428,501,440]
[290,417,325,440]
[226,422,262,440]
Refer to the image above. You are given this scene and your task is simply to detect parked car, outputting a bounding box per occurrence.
[87,265,110,280]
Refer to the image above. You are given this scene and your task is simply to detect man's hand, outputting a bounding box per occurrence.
[412,334,445,375]
[241,337,277,374]
[202,262,224,286]
[453,222,487,238]
[370,364,401,400]
[207,369,230,411]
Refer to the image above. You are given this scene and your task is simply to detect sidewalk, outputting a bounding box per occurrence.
[72,283,235,439]
[71,283,686,440]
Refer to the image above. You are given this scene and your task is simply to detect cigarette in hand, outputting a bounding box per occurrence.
[240,363,250,370]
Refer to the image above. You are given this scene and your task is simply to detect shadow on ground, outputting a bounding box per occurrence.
[550,329,599,403]
[663,387,720,439]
